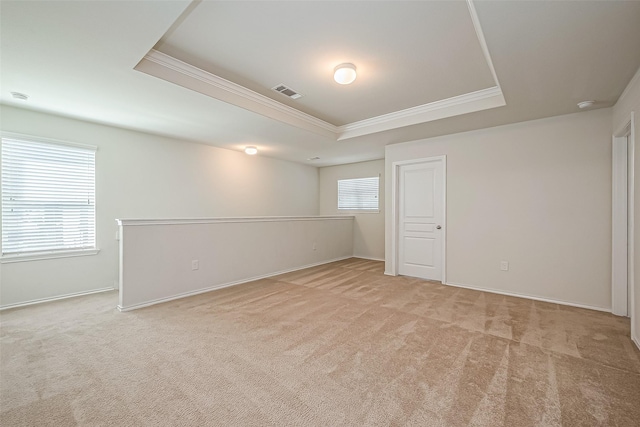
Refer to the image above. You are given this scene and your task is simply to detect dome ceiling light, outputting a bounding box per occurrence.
[334,63,357,85]
[244,146,258,155]
[577,100,595,109]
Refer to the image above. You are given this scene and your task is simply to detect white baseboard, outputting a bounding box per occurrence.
[117,256,352,312]
[353,255,385,262]
[445,281,611,313]
[0,287,116,311]
[633,332,640,351]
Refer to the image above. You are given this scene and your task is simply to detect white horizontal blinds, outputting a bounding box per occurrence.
[338,176,379,210]
[1,137,96,255]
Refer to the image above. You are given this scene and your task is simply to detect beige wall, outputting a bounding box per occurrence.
[0,105,319,307]
[319,160,385,260]
[613,67,640,347]
[385,108,612,310]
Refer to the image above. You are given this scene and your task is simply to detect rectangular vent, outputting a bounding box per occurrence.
[272,84,302,100]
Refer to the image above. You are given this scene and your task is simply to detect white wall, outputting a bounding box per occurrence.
[319,160,385,260]
[0,105,319,308]
[386,108,613,310]
[118,216,354,310]
[613,67,640,347]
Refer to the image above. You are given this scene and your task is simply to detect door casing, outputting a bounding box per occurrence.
[391,156,446,282]
[612,112,635,325]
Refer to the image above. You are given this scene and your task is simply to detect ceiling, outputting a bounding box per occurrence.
[2,0,640,167]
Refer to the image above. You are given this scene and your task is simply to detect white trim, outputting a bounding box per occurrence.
[0,248,100,264]
[143,50,336,132]
[337,210,381,215]
[1,131,97,151]
[117,256,352,312]
[337,87,505,141]
[442,158,448,285]
[352,256,385,262]
[617,65,640,106]
[465,0,501,88]
[138,49,505,142]
[612,113,636,341]
[445,281,610,313]
[614,115,633,138]
[116,215,354,227]
[629,113,636,342]
[137,49,337,139]
[633,334,640,351]
[390,156,447,283]
[612,135,628,316]
[0,287,114,311]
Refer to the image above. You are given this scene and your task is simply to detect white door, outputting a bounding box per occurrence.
[398,159,444,281]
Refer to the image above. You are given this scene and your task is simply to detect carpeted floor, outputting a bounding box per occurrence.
[1,258,639,426]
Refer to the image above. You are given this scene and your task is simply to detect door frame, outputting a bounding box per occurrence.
[391,156,447,282]
[612,112,635,328]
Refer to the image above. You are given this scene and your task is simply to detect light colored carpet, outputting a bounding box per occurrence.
[1,258,639,426]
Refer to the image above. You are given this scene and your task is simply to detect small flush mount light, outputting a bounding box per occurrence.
[10,92,29,101]
[577,100,595,109]
[307,156,320,161]
[334,63,357,85]
[244,146,258,155]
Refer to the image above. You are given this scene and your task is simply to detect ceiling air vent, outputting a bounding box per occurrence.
[272,84,302,100]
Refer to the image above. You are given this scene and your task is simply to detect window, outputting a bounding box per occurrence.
[338,176,379,211]
[1,135,96,259]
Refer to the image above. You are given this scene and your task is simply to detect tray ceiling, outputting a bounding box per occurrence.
[138,0,505,140]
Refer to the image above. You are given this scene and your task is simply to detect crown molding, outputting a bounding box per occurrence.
[136,50,338,139]
[333,0,504,140]
[336,86,505,140]
[135,0,505,142]
[466,0,501,88]
[136,50,506,141]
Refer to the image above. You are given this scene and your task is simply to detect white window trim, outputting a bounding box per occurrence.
[1,132,97,151]
[1,132,99,261]
[336,209,381,214]
[337,175,380,213]
[0,248,100,264]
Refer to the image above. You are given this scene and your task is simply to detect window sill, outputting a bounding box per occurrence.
[0,249,100,264]
[337,210,380,214]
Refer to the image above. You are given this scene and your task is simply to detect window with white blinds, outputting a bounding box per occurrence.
[1,136,96,257]
[337,176,379,210]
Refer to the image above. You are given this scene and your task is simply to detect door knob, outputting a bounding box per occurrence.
[436,225,441,229]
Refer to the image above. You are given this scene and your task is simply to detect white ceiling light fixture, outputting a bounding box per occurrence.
[577,100,595,109]
[333,63,357,85]
[244,146,258,155]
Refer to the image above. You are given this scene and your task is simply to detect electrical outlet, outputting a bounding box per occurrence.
[500,261,509,271]
[191,260,199,270]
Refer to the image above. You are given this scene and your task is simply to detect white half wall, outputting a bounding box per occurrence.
[117,216,354,310]
[0,105,319,308]
[319,160,385,260]
[385,108,613,311]
[613,66,640,347]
